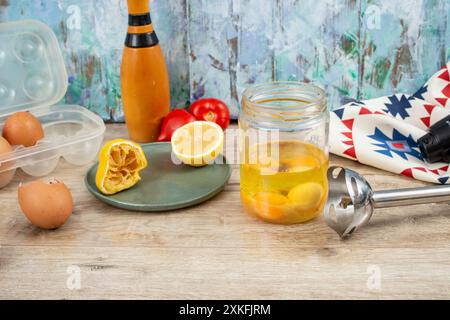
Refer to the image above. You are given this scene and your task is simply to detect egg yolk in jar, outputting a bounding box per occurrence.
[240,140,329,225]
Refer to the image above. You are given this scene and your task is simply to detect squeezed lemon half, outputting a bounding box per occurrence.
[95,139,148,195]
[171,121,224,167]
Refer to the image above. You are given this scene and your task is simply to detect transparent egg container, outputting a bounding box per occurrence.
[0,20,105,188]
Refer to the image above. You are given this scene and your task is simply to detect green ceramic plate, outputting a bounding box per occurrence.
[85,142,232,212]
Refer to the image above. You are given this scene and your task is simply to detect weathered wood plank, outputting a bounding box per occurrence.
[2,246,450,299]
[2,124,450,299]
[187,0,238,115]
[3,1,125,121]
[1,0,189,121]
[1,0,449,117]
[359,0,450,100]
[152,0,190,109]
[236,0,276,111]
[274,0,361,109]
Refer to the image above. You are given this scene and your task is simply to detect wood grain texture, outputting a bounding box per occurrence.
[1,0,190,121]
[188,0,236,107]
[273,0,361,109]
[1,124,450,299]
[359,0,450,99]
[2,1,449,120]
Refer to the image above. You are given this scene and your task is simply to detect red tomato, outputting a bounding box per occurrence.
[157,109,196,142]
[189,98,230,130]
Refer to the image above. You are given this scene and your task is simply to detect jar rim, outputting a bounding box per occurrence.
[242,81,326,110]
[241,81,327,125]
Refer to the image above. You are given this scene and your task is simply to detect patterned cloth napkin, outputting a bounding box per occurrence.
[331,62,450,184]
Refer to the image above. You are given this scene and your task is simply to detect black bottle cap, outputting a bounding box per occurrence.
[418,115,450,163]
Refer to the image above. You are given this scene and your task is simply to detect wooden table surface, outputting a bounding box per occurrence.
[1,123,450,300]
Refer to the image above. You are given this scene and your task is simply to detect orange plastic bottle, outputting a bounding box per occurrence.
[121,0,170,143]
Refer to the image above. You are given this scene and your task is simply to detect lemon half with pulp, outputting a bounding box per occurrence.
[96,139,148,195]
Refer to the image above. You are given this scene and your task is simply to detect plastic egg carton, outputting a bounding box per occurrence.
[0,20,105,187]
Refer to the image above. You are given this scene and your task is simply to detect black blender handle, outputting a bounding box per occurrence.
[418,115,450,163]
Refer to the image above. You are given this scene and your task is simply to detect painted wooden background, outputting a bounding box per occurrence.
[0,0,449,121]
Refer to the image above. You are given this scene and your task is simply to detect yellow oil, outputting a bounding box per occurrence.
[240,140,329,224]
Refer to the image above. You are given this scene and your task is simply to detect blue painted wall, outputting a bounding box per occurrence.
[1,0,449,121]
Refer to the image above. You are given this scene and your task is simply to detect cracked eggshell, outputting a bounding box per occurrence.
[18,179,73,230]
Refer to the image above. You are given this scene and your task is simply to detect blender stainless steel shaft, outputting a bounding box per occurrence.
[324,166,450,239]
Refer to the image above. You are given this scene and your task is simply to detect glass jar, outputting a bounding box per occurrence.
[239,82,329,225]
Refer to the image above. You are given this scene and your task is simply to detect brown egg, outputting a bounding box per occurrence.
[18,179,73,230]
[0,137,15,188]
[3,111,44,147]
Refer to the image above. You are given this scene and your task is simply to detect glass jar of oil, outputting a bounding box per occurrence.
[239,82,329,225]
